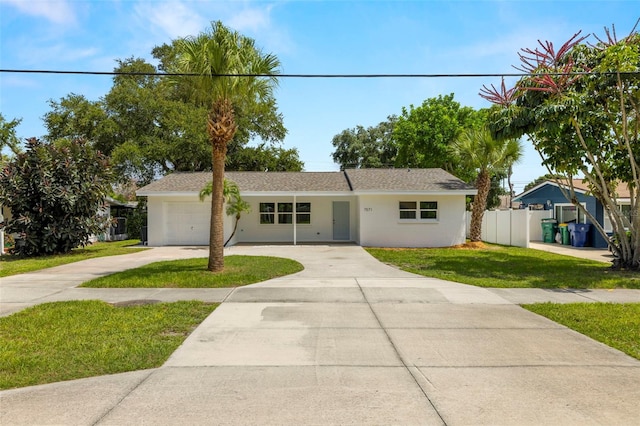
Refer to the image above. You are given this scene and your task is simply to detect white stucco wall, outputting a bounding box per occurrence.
[357,194,467,247]
[146,195,234,246]
[146,195,357,246]
[147,193,470,247]
[235,196,357,243]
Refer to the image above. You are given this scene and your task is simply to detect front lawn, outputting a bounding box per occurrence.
[0,240,147,277]
[0,300,217,390]
[366,245,640,289]
[81,255,304,288]
[524,303,640,360]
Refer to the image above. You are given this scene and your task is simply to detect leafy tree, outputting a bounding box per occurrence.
[523,174,566,193]
[43,93,116,155]
[331,116,397,169]
[452,127,522,241]
[482,25,640,269]
[171,21,281,272]
[199,179,251,246]
[43,57,297,184]
[227,144,303,171]
[0,138,112,256]
[393,94,485,181]
[0,114,22,158]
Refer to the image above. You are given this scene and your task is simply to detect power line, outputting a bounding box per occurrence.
[1,69,638,78]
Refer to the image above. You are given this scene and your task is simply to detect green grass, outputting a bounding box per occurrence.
[0,240,147,277]
[366,245,640,289]
[524,303,640,360]
[0,300,217,390]
[81,255,304,288]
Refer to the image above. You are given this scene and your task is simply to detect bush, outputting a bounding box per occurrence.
[0,138,112,256]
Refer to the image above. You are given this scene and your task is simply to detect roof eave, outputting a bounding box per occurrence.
[513,180,588,201]
[354,189,477,196]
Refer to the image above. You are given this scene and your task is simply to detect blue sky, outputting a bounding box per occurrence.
[1,0,638,193]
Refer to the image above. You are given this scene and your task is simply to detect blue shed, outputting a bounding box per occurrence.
[513,180,609,248]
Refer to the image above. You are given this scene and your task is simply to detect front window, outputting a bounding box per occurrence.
[259,203,275,224]
[261,202,312,224]
[399,201,438,221]
[399,201,417,219]
[296,202,311,224]
[420,201,438,219]
[278,203,293,224]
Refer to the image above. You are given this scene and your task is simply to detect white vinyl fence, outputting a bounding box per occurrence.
[466,209,552,248]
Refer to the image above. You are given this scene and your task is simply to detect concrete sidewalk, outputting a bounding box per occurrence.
[1,245,640,425]
[529,241,616,263]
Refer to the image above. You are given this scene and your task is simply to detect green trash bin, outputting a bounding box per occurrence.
[541,218,558,243]
[558,223,570,245]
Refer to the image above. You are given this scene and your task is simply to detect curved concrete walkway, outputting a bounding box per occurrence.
[1,245,640,425]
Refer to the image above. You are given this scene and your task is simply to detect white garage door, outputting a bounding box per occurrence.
[164,202,211,245]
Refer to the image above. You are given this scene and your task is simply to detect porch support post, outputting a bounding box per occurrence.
[293,194,297,245]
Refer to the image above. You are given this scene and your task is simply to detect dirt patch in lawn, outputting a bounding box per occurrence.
[451,241,489,249]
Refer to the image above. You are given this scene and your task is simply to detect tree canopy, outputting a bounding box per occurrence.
[331,116,397,169]
[523,174,566,193]
[43,51,298,185]
[482,24,640,269]
[393,93,486,181]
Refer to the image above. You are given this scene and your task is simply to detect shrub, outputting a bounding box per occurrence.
[0,138,112,256]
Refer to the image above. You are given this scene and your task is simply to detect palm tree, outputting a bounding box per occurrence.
[173,21,281,272]
[199,179,251,247]
[453,127,523,242]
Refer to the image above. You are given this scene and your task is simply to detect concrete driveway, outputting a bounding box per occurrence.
[1,245,640,425]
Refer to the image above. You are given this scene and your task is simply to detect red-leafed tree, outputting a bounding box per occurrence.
[482,23,640,270]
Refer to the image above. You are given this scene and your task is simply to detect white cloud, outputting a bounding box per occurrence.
[0,0,76,24]
[13,39,100,67]
[0,74,39,89]
[226,5,271,33]
[133,1,207,40]
[131,1,294,55]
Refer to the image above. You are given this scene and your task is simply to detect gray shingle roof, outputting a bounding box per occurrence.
[227,171,351,192]
[137,169,476,195]
[137,172,212,193]
[137,171,351,193]
[345,168,475,192]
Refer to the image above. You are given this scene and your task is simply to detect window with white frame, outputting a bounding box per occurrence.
[260,202,311,224]
[296,202,311,224]
[604,204,633,232]
[554,203,586,223]
[259,203,275,224]
[399,201,438,221]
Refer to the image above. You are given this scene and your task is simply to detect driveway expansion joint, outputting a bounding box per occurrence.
[91,369,157,426]
[354,277,449,426]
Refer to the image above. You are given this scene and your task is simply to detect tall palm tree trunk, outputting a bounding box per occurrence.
[207,99,237,272]
[469,170,491,242]
[209,149,226,271]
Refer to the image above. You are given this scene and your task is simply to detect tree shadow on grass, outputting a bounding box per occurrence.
[381,249,639,289]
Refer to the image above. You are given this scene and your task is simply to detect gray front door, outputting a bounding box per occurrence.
[332,201,350,240]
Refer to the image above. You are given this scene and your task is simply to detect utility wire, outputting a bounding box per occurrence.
[0,69,638,78]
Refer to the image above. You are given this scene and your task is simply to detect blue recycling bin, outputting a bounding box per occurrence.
[570,223,591,247]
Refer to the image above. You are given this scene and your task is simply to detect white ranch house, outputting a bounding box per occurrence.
[136,168,477,247]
